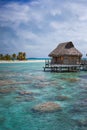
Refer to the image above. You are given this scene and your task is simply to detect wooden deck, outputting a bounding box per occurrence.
[44,64,81,72]
[43,60,87,72]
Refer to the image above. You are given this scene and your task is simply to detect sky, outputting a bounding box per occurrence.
[0,0,87,58]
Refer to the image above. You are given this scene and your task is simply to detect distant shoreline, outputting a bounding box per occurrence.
[0,60,45,63]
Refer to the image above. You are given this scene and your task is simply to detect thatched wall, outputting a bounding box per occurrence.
[51,56,81,65]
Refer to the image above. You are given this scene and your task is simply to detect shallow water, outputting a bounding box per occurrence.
[0,62,87,130]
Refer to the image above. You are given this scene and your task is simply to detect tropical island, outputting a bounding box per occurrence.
[0,52,45,63]
[0,52,26,61]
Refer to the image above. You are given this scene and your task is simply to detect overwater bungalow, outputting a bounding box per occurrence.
[44,41,83,72]
[49,41,82,65]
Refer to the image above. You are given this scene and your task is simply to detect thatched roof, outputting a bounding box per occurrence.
[49,41,82,57]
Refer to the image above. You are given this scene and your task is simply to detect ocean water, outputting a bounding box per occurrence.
[27,58,51,60]
[0,62,87,130]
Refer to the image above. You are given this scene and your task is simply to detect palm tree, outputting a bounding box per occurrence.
[0,52,27,61]
[23,52,26,60]
[4,54,11,60]
[17,52,23,60]
[17,52,26,60]
[12,53,17,60]
[0,54,3,60]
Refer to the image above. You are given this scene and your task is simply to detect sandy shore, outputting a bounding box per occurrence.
[0,60,45,63]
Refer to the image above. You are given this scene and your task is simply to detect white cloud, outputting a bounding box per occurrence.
[65,2,87,22]
[16,29,39,40]
[0,0,87,57]
[50,9,61,16]
[0,3,30,26]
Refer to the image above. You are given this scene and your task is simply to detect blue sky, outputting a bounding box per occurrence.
[0,0,87,57]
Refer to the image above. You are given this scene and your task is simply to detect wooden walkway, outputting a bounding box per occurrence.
[43,60,87,72]
[44,64,81,72]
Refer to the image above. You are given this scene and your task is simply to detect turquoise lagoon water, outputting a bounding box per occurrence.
[0,62,87,130]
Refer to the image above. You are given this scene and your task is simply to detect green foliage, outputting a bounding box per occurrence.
[4,54,11,60]
[0,52,26,61]
[17,52,26,60]
[12,53,17,60]
[0,54,3,60]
